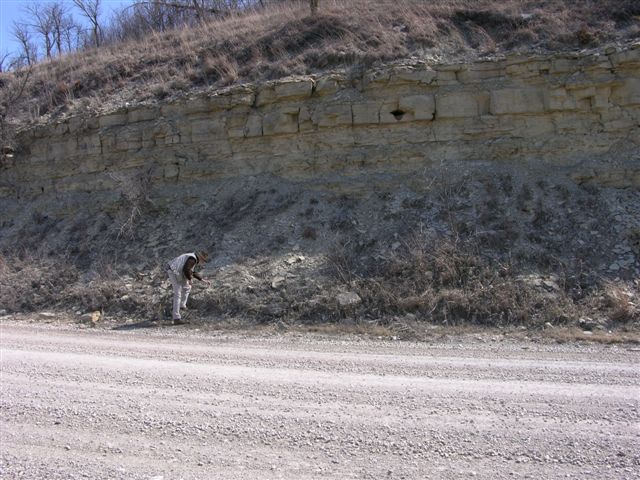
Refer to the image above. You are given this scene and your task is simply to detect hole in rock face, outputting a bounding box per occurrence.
[390,109,405,120]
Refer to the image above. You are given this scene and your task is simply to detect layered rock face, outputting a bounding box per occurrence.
[3,43,639,204]
[1,45,639,321]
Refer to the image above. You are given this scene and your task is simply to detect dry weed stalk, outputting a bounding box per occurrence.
[108,164,157,239]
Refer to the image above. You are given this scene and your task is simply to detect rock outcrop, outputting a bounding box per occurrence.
[2,43,638,203]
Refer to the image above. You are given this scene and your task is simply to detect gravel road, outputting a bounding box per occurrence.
[1,321,639,479]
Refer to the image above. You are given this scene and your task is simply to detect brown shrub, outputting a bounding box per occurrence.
[601,281,639,323]
[330,232,582,327]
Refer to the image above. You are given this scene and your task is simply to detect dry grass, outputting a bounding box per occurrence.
[332,232,580,328]
[1,233,638,339]
[0,250,157,317]
[598,280,639,323]
[3,0,639,122]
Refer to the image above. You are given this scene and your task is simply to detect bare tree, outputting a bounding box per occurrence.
[0,52,10,73]
[25,4,55,58]
[0,66,32,167]
[310,0,318,16]
[73,0,102,48]
[24,2,78,58]
[11,23,38,66]
[49,1,69,55]
[103,0,265,44]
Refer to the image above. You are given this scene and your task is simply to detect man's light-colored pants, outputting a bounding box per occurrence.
[167,271,191,320]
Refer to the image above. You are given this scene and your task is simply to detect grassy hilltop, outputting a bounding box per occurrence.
[3,0,639,122]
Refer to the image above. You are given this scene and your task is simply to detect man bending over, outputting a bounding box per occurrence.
[166,250,210,325]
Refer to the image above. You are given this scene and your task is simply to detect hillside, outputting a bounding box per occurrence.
[0,0,639,338]
[3,0,639,124]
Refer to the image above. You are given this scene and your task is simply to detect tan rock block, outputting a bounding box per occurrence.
[227,126,245,139]
[436,92,487,118]
[579,54,614,73]
[435,70,458,84]
[352,127,387,146]
[226,107,251,127]
[76,134,102,155]
[31,125,52,139]
[432,119,469,141]
[522,116,555,136]
[352,102,380,125]
[255,86,276,107]
[390,67,437,84]
[196,140,233,157]
[315,104,352,128]
[99,112,128,128]
[48,139,78,160]
[591,88,611,109]
[546,88,578,111]
[504,63,529,77]
[312,129,355,148]
[230,90,256,107]
[437,64,463,71]
[175,121,193,144]
[160,102,184,117]
[128,107,158,123]
[457,64,503,83]
[165,134,181,145]
[206,94,232,111]
[191,117,227,140]
[399,95,435,121]
[462,116,512,138]
[28,142,48,158]
[490,88,545,115]
[610,78,640,106]
[68,116,97,134]
[379,100,400,124]
[315,75,344,95]
[141,130,155,149]
[53,123,69,135]
[571,86,597,100]
[244,114,263,137]
[163,97,219,116]
[609,47,640,67]
[551,57,578,74]
[600,109,637,132]
[365,71,391,87]
[274,80,314,100]
[226,108,250,138]
[78,156,103,174]
[263,109,300,135]
[115,128,143,151]
[552,112,599,133]
[298,106,314,132]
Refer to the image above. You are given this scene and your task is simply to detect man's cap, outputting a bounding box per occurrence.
[196,250,209,262]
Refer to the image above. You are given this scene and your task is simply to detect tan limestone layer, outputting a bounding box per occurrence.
[5,43,640,198]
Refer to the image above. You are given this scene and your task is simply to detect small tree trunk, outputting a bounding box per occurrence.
[310,0,318,16]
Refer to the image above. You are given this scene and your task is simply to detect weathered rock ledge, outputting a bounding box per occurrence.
[2,43,639,201]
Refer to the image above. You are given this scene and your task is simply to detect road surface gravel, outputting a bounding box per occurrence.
[1,320,639,479]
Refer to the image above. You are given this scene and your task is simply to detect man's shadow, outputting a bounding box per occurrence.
[111,319,161,331]
[111,300,172,331]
